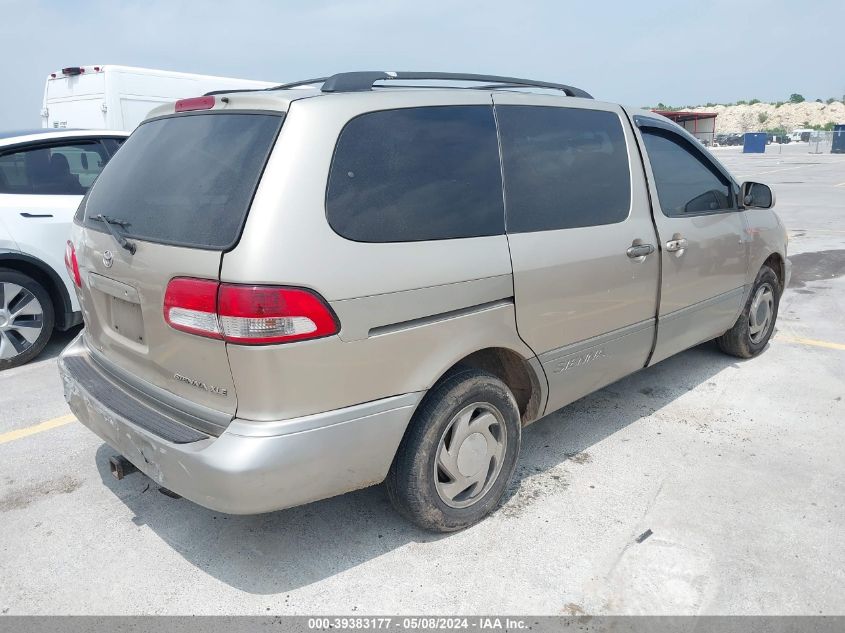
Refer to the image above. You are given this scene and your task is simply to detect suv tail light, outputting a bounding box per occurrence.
[64,241,81,288]
[163,278,221,339]
[163,278,339,345]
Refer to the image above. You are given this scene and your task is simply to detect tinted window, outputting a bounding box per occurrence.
[102,138,125,155]
[497,106,630,233]
[326,106,504,242]
[0,142,109,195]
[84,113,282,250]
[641,128,734,216]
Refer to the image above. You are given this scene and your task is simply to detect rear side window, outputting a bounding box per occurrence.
[0,141,109,195]
[641,128,734,216]
[83,113,282,250]
[497,106,631,233]
[326,106,504,242]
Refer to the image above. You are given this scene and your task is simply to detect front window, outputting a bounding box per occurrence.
[641,128,734,217]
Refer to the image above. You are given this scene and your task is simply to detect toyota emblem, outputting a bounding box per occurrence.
[103,250,114,268]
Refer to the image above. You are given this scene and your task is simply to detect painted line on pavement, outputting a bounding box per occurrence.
[777,335,845,351]
[0,414,76,445]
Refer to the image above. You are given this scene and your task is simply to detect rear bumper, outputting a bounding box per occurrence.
[58,333,420,514]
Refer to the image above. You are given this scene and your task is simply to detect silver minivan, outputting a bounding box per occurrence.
[59,72,790,531]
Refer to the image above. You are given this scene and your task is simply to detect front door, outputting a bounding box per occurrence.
[493,94,660,414]
[631,117,748,364]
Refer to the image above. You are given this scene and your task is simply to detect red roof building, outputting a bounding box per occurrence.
[653,110,718,145]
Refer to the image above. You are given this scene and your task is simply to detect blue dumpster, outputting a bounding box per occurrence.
[743,132,767,153]
[832,125,845,154]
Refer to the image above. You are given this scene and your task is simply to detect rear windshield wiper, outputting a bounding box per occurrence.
[95,214,136,255]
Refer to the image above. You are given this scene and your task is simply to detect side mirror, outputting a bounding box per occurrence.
[741,181,775,209]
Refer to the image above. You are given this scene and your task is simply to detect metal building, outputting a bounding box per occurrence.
[652,110,718,146]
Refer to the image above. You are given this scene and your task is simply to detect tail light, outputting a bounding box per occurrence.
[217,285,338,344]
[163,278,221,339]
[163,278,339,345]
[64,241,81,288]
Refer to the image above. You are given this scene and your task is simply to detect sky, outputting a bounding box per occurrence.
[1,0,843,129]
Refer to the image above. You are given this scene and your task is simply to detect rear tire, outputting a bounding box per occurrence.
[717,265,780,359]
[0,269,55,370]
[385,367,521,532]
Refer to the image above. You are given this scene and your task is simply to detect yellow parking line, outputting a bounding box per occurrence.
[0,414,76,445]
[777,335,845,351]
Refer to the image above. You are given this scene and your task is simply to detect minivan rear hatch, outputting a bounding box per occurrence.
[75,110,283,422]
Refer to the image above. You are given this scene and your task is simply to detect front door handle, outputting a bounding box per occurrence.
[626,243,655,259]
[665,235,688,254]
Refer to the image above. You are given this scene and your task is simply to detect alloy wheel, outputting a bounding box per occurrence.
[0,282,45,361]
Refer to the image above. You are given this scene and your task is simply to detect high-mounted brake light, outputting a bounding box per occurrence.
[62,67,83,76]
[174,96,215,112]
[163,278,339,345]
[64,241,81,288]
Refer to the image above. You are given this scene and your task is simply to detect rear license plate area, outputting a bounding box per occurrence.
[109,296,145,344]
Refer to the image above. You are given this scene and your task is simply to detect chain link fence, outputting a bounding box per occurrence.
[808,131,834,154]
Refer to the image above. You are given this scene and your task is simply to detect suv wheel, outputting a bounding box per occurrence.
[0,270,55,370]
[386,368,521,532]
[717,265,781,359]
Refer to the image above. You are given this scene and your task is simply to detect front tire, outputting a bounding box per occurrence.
[0,269,54,370]
[717,265,781,359]
[385,368,521,532]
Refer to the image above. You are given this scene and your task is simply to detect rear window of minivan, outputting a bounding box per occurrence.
[82,112,282,250]
[326,105,504,242]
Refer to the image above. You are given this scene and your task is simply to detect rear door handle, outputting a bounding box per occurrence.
[20,212,54,218]
[665,236,688,253]
[626,243,655,259]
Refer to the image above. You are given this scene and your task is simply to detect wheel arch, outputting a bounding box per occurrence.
[0,251,75,330]
[762,251,785,289]
[426,346,547,426]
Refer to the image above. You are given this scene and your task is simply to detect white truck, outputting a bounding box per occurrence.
[789,128,813,143]
[41,65,276,131]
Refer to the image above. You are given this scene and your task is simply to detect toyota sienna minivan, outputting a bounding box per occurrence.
[59,72,789,531]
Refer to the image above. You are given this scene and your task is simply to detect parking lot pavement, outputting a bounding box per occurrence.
[1,144,843,616]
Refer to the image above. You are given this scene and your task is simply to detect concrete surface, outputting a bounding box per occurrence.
[0,143,843,615]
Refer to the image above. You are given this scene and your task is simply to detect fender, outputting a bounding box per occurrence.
[0,249,80,330]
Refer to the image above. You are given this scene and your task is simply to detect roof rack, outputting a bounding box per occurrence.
[206,77,329,96]
[315,72,592,98]
[207,72,593,99]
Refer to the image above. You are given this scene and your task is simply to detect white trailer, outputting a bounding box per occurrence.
[789,128,814,143]
[41,65,276,131]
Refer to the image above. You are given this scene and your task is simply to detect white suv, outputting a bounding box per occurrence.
[0,129,127,368]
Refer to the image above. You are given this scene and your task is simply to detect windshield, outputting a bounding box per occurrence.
[83,112,283,250]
